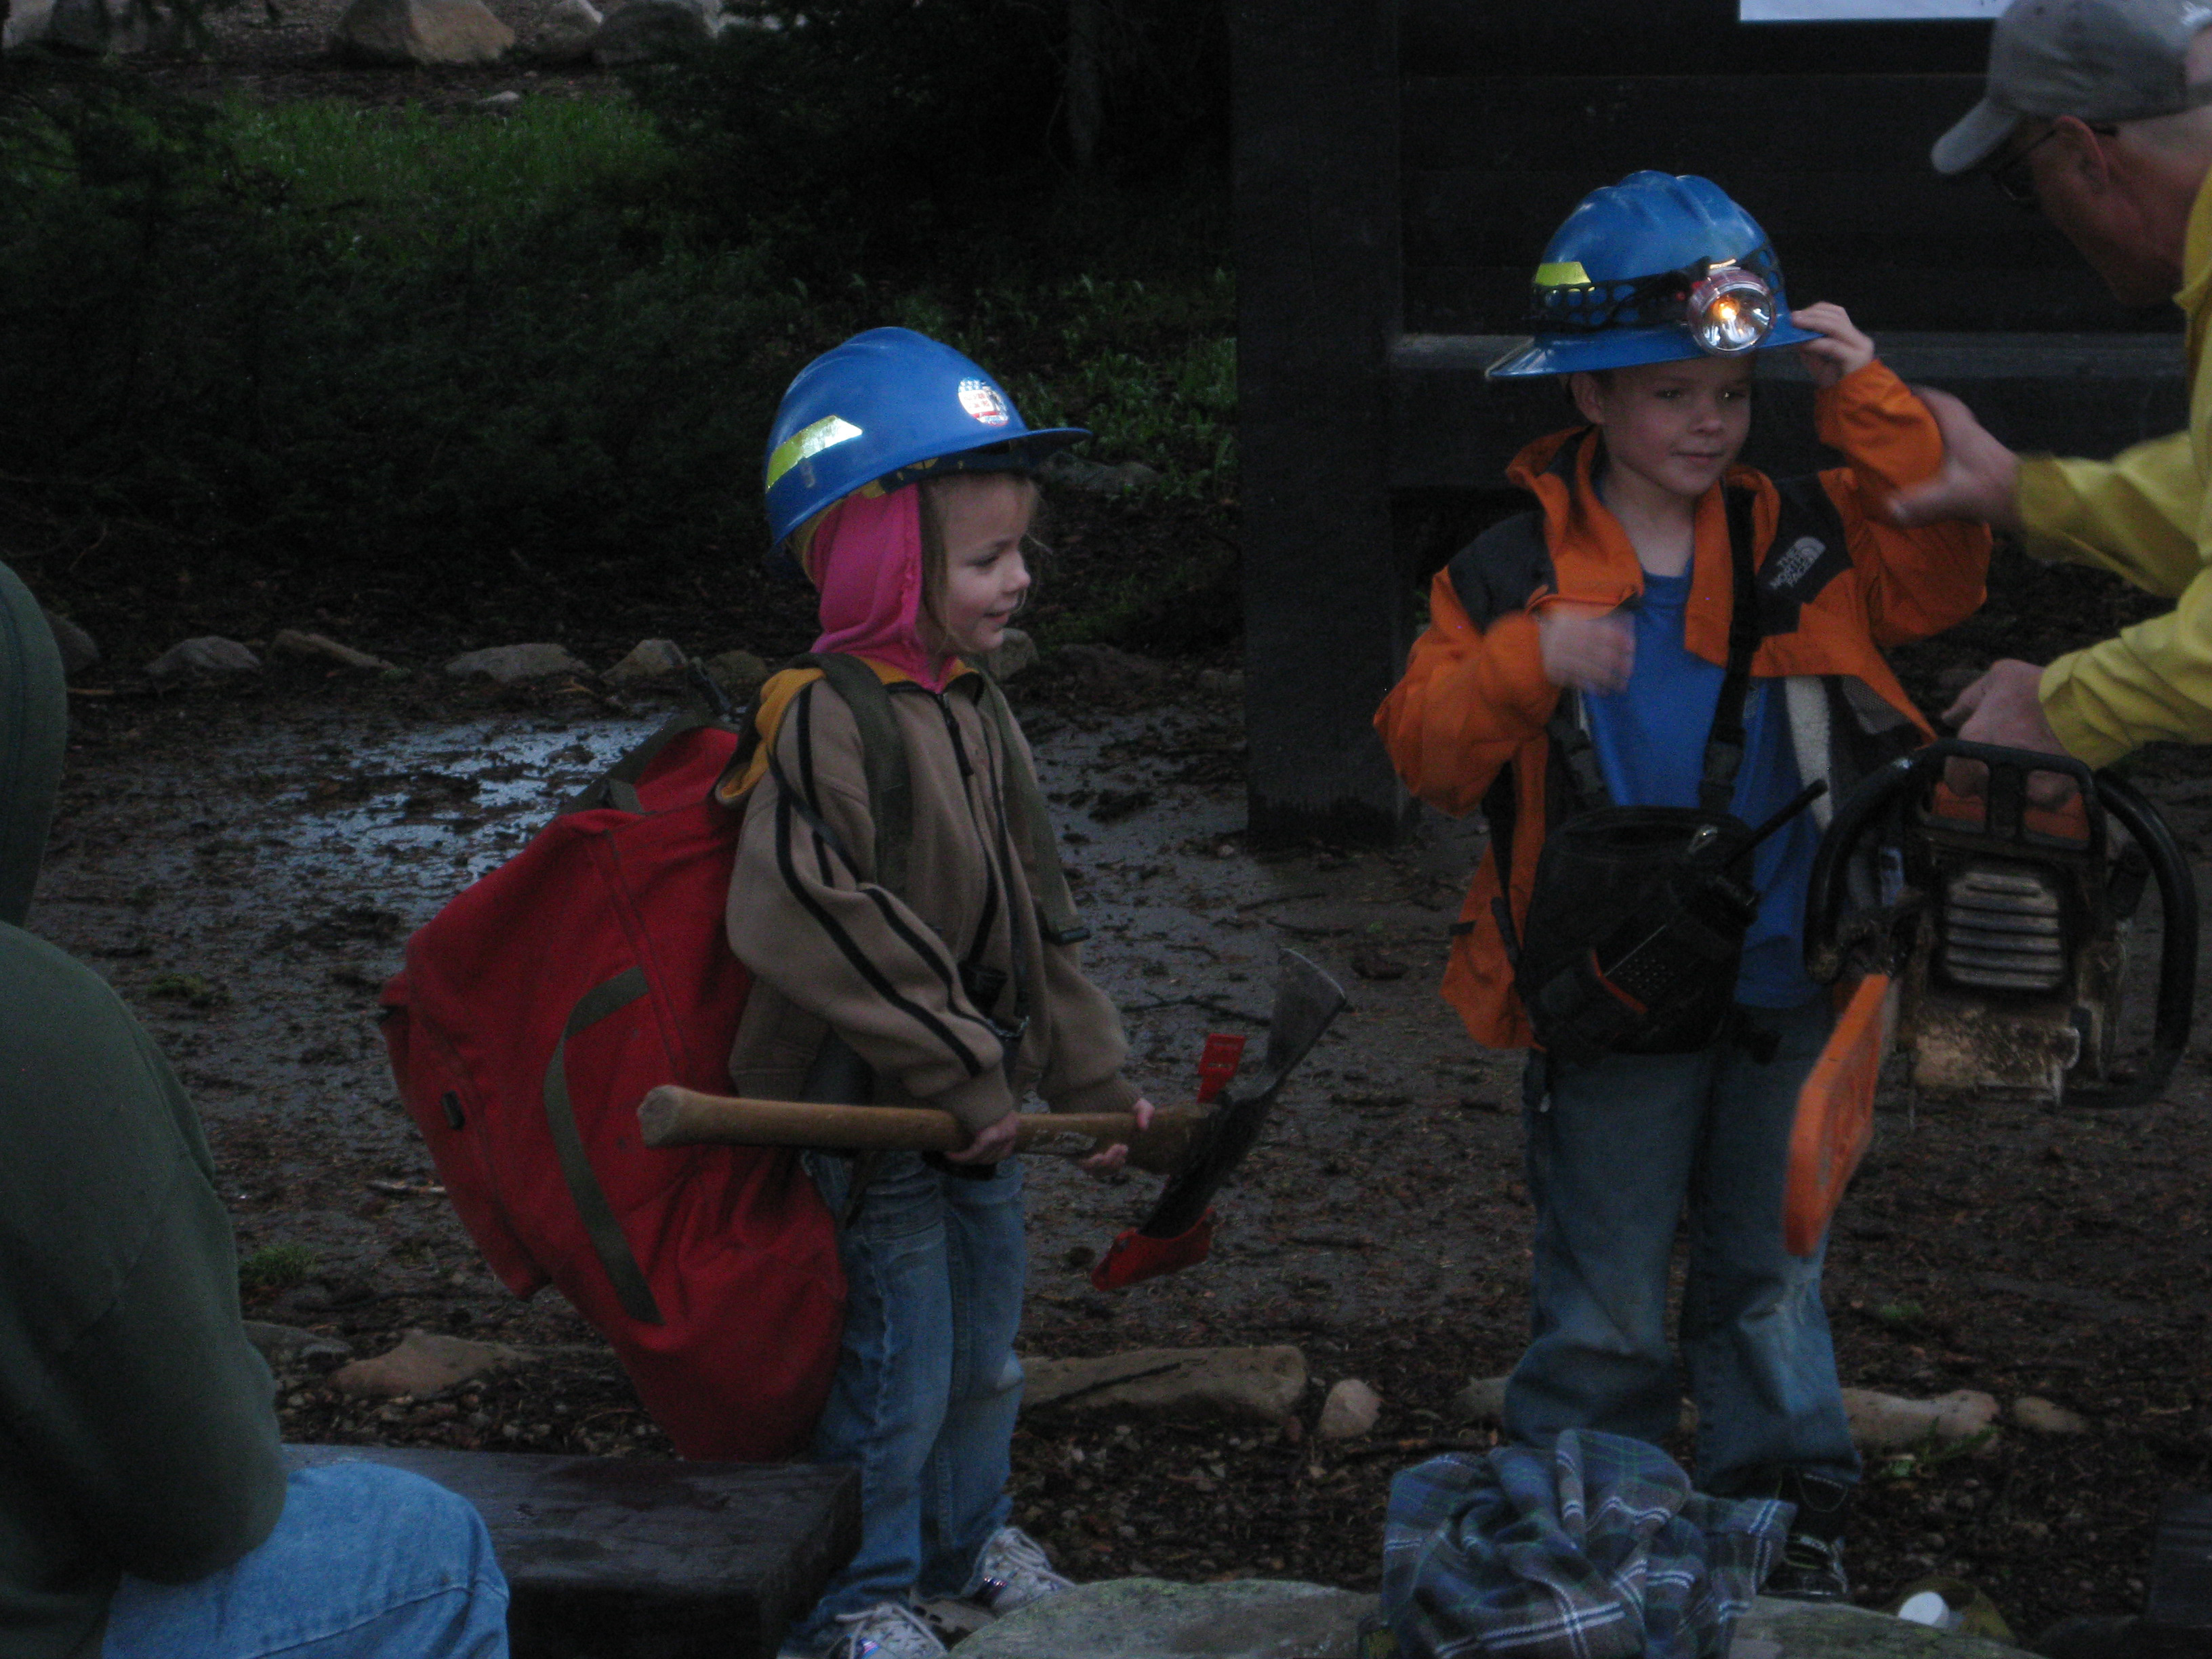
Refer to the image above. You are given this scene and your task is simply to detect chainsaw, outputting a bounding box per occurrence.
[1784,738,2198,1254]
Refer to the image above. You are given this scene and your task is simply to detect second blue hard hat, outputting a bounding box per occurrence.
[1488,172,1820,380]
[763,327,1090,554]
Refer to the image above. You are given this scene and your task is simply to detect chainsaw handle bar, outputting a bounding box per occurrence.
[636,1086,1201,1175]
[1804,739,2197,1108]
[2085,769,2198,1108]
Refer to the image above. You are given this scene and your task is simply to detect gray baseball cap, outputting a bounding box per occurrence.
[1933,0,2212,175]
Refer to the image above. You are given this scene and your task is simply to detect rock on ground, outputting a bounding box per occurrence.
[327,1330,530,1399]
[605,638,688,684]
[1022,1347,1308,1426]
[1317,1378,1380,1440]
[241,1320,354,1372]
[983,626,1039,681]
[1195,668,1242,698]
[147,636,261,679]
[1843,1387,1999,1452]
[960,1578,1372,1659]
[40,608,98,676]
[444,642,588,683]
[335,0,512,64]
[271,629,395,672]
[525,0,598,58]
[705,648,769,698]
[2009,1395,2088,1435]
[590,0,712,64]
[31,0,186,53]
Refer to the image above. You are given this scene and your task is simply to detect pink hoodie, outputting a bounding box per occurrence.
[800,485,954,691]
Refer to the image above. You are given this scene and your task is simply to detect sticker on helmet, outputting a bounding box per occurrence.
[958,379,1011,428]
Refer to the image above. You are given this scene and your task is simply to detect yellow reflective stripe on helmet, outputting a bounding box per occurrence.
[765,415,864,491]
[1534,261,1591,288]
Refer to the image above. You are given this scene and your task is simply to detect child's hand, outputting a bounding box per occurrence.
[1793,302,1875,389]
[947,1108,1021,1164]
[1080,1097,1155,1177]
[1538,605,1633,695]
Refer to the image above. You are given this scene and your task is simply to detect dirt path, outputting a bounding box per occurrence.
[29,662,2212,1640]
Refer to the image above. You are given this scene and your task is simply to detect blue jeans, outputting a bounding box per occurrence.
[104,1462,509,1658]
[786,1151,1027,1652]
[1502,997,1860,1494]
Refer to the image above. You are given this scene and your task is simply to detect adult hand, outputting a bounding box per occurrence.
[1538,605,1633,694]
[1080,1097,1155,1176]
[1887,386,2023,532]
[946,1108,1020,1165]
[1942,659,2079,803]
[1792,302,1875,390]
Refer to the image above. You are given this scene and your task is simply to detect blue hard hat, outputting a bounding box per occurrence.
[762,327,1089,553]
[1487,173,1820,380]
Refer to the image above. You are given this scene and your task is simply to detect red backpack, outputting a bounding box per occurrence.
[379,676,873,1461]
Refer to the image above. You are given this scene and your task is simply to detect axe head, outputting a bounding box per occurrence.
[1091,949,1346,1290]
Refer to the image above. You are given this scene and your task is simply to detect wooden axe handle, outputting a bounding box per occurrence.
[637,1086,1199,1174]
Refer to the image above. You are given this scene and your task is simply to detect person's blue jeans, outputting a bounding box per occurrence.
[785,1150,1027,1652]
[1502,996,1860,1494]
[104,1462,509,1658]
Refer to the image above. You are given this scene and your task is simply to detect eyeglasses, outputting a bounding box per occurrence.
[1988,121,2118,210]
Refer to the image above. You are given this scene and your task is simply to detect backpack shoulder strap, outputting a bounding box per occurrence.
[1697,483,1763,815]
[728,654,915,893]
[972,668,1090,946]
[567,710,727,816]
[804,653,916,895]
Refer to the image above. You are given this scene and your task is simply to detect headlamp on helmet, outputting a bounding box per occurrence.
[1684,263,1775,356]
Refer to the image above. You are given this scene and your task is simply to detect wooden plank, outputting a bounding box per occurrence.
[1233,0,1410,846]
[1388,333,2190,491]
[283,1445,859,1659]
[1399,0,1993,77]
[1401,74,1992,173]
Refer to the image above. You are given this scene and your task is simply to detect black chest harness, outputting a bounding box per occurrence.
[1496,487,1825,1067]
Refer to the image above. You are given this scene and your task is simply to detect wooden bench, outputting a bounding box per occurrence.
[284,1445,858,1659]
[1230,0,2191,845]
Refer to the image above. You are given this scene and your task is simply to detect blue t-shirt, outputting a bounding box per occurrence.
[1580,571,1819,1008]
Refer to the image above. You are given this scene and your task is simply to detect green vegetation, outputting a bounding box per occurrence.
[238,1242,319,1289]
[0,41,1234,659]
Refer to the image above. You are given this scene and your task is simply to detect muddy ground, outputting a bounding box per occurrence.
[22,591,2212,1645]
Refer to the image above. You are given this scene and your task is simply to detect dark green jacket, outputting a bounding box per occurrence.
[0,561,285,1656]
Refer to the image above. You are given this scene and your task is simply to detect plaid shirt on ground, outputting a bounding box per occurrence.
[1378,1429,1788,1659]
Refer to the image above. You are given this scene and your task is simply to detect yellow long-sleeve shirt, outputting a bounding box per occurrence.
[2016,167,2212,768]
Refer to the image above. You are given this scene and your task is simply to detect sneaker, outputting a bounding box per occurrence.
[942,1525,1074,1621]
[823,1602,947,1659]
[1757,1471,1853,1602]
[1763,1528,1851,1601]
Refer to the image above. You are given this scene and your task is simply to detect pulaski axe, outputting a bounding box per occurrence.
[636,949,1347,1291]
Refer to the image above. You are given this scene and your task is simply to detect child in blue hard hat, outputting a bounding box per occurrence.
[736,328,1152,1659]
[1377,173,1991,1599]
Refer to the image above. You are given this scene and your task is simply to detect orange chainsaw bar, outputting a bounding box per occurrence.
[1784,973,1899,1257]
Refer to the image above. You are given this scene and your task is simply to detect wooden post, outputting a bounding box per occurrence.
[1232,0,1409,846]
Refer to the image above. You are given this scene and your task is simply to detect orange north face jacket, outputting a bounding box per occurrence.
[1375,361,1990,1050]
